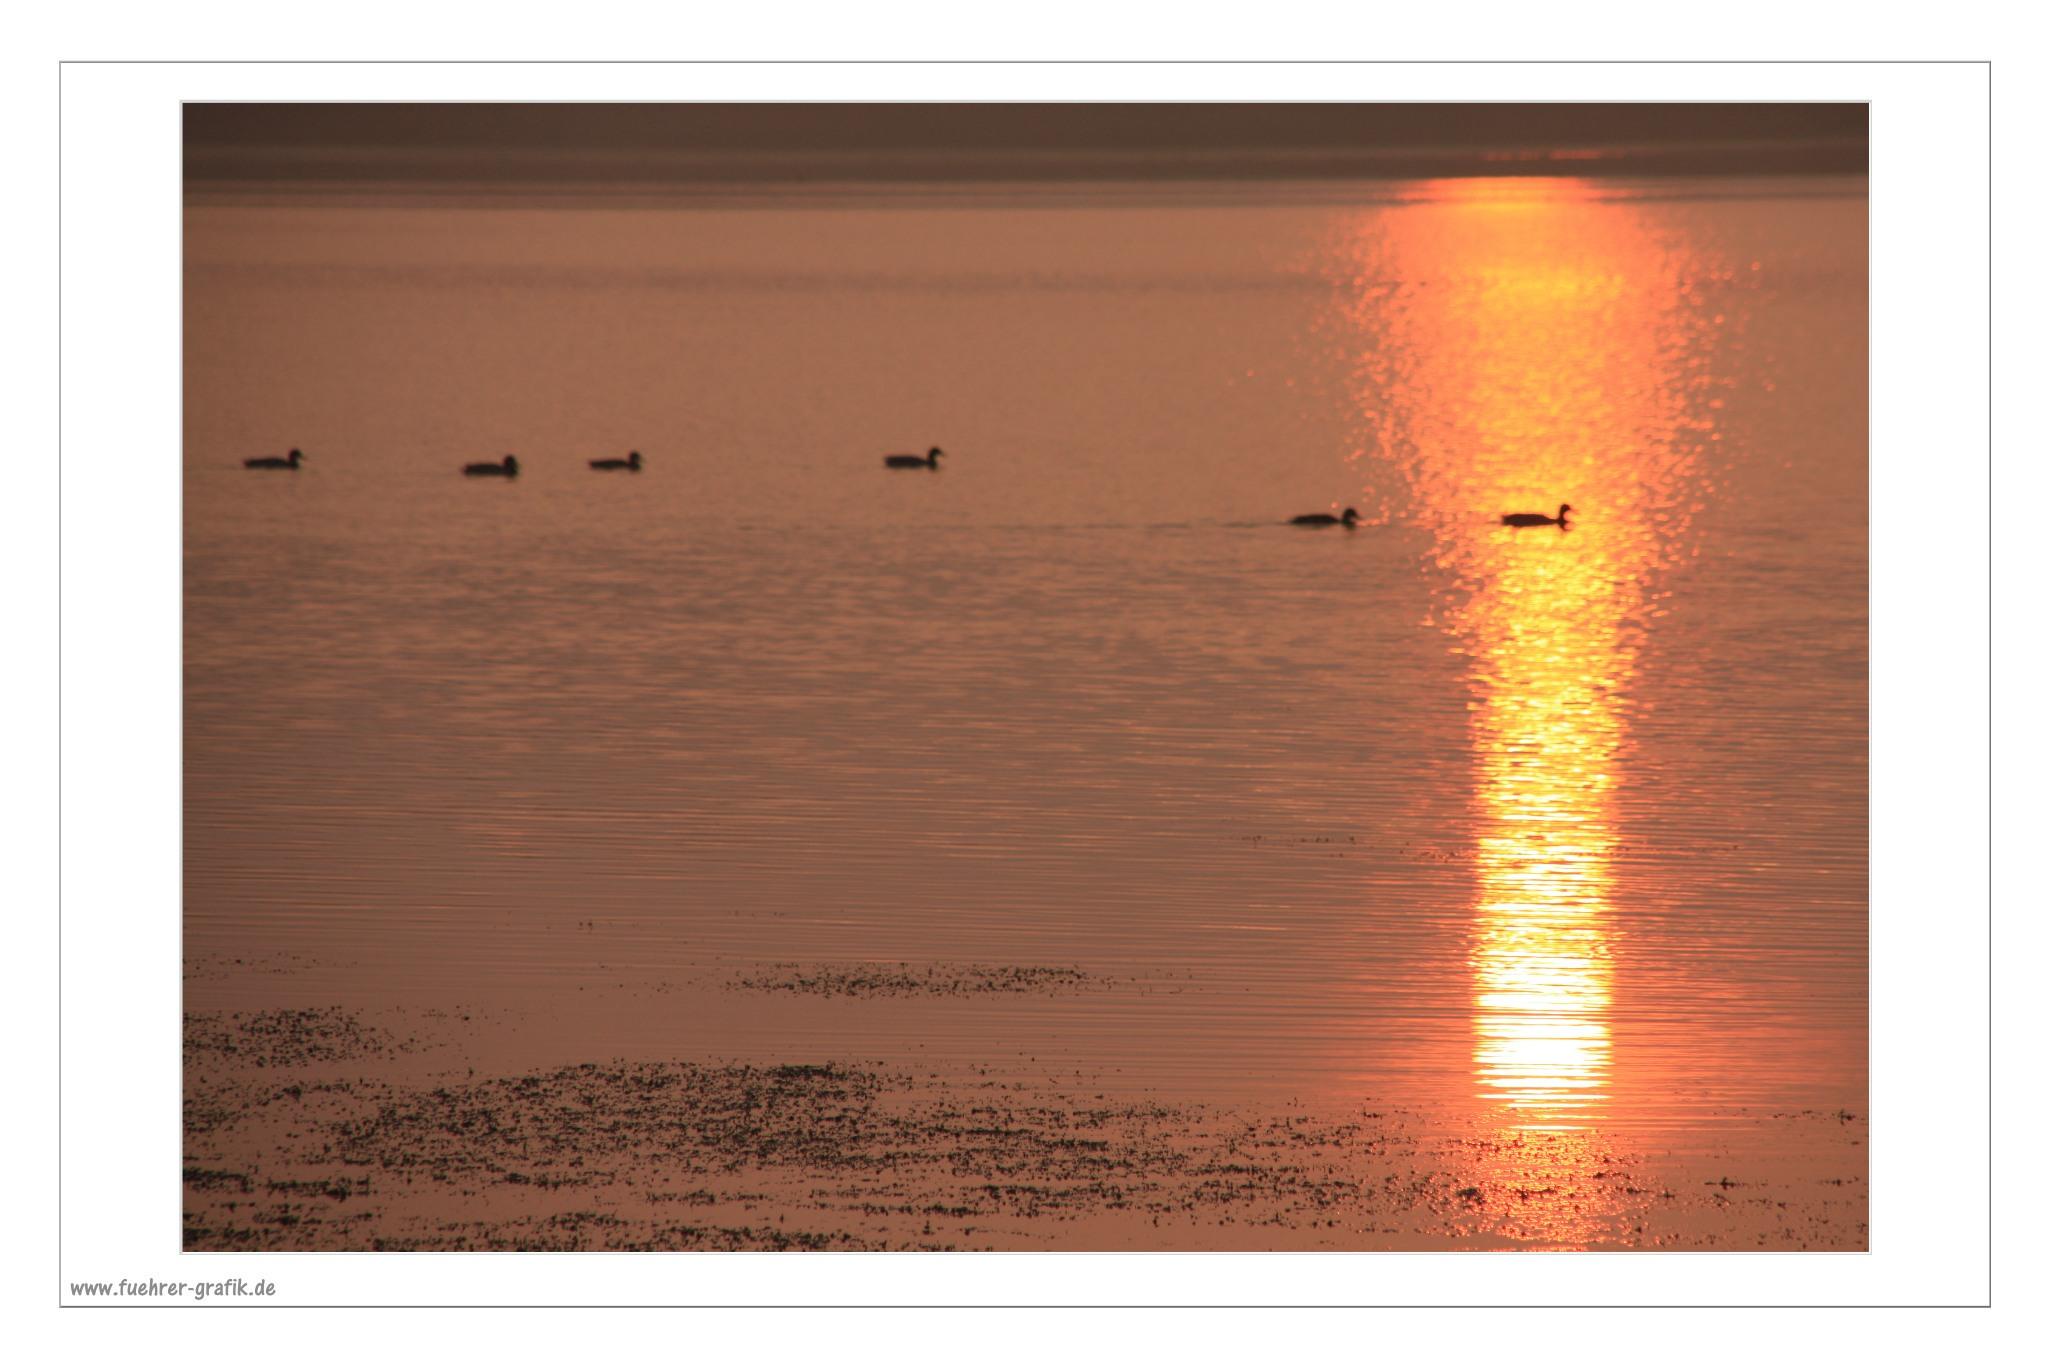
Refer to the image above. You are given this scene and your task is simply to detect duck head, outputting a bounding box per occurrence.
[1341,507,1360,526]
[504,455,520,475]
[627,451,642,469]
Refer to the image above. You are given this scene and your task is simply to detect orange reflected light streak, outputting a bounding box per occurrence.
[1336,178,1716,1129]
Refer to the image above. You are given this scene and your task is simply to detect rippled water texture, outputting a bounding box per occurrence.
[186,178,1866,1155]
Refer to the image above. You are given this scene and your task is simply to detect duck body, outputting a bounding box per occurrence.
[1291,507,1360,528]
[464,455,520,478]
[1501,502,1572,528]
[244,448,304,470]
[884,446,943,469]
[589,451,642,471]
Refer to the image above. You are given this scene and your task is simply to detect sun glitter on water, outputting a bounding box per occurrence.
[1330,177,1733,1131]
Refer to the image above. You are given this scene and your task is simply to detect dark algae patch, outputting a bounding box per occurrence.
[728,962,1097,999]
[331,1061,884,1180]
[184,1007,400,1068]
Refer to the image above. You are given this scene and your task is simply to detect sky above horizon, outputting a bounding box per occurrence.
[184,103,1868,183]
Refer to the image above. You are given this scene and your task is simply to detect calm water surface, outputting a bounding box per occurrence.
[185,177,1866,1139]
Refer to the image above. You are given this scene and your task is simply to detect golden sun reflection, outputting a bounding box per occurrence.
[1333,177,1726,1130]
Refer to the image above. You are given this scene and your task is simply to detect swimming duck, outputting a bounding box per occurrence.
[1501,503,1572,528]
[884,447,943,469]
[244,448,305,470]
[1291,507,1360,528]
[464,455,520,478]
[589,451,642,471]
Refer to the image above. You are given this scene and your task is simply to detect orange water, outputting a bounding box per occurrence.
[185,177,1866,1141]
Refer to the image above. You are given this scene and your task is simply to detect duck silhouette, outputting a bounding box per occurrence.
[243,448,305,470]
[589,451,642,471]
[1290,507,1360,528]
[1501,502,1572,528]
[884,447,943,469]
[464,455,519,478]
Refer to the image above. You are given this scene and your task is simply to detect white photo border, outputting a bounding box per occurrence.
[55,60,1985,1308]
